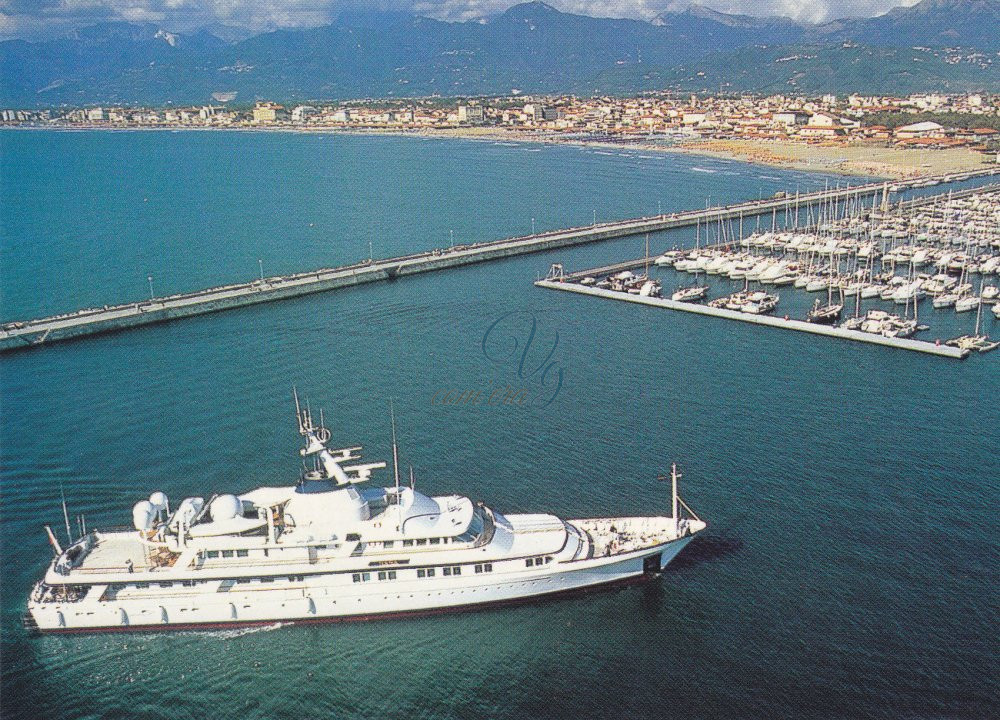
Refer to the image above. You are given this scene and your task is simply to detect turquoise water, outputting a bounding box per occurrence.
[1,130,997,719]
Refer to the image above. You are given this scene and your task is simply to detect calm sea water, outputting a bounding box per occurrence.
[1,130,997,720]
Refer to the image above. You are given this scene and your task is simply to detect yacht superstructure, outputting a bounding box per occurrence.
[26,397,706,633]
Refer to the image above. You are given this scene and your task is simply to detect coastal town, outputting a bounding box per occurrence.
[3,92,998,140]
[5,92,998,178]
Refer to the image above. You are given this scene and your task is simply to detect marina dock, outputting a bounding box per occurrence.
[535,279,970,359]
[2,168,996,353]
[557,184,1000,283]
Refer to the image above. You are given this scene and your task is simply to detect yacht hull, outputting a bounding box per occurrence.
[27,536,696,634]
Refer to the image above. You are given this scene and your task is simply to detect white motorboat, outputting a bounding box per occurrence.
[671,285,709,303]
[955,296,980,313]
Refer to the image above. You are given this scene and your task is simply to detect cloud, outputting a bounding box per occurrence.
[0,0,927,41]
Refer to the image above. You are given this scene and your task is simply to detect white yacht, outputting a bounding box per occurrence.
[26,399,706,634]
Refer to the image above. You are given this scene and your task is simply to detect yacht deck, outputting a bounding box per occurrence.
[572,517,679,558]
[67,532,177,576]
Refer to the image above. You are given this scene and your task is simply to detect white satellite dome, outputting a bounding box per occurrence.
[132,500,156,531]
[210,494,242,522]
[148,491,169,511]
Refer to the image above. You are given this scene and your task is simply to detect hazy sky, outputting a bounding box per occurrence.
[0,1,926,41]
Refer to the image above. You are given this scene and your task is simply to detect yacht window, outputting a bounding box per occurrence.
[206,551,219,559]
[236,578,250,584]
[403,540,414,547]
[181,580,194,587]
[221,550,234,558]
[443,567,451,576]
[388,571,396,580]
[136,582,150,589]
[416,539,427,546]
[429,538,440,545]
[236,549,249,558]
[363,572,371,582]
[259,577,273,583]
[383,541,394,548]
[456,509,486,543]
[417,569,426,578]
[426,568,435,577]
[315,545,327,550]
[525,559,533,567]
[484,563,493,572]
[346,534,361,542]
[352,573,361,583]
[159,582,173,588]
[545,556,552,564]
[475,564,483,574]
[453,566,461,576]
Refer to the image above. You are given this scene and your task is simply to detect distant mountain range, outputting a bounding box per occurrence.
[2,0,998,106]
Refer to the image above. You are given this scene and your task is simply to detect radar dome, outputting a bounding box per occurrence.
[210,494,242,522]
[132,500,156,531]
[149,491,168,510]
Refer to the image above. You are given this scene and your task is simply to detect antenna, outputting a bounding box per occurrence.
[671,463,680,524]
[60,482,72,544]
[389,399,401,491]
[293,387,303,433]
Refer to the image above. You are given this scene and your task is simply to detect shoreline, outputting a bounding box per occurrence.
[4,124,992,179]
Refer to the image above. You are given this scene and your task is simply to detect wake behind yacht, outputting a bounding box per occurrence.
[26,396,706,633]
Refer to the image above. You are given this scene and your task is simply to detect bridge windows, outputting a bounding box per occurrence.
[377,571,397,581]
[352,572,372,583]
[236,549,249,558]
[474,563,494,574]
[417,568,436,578]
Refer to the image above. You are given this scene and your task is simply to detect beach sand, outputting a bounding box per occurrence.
[17,124,992,179]
[328,128,991,179]
[672,138,990,179]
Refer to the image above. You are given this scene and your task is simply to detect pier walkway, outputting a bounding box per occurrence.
[534,280,969,359]
[2,168,996,353]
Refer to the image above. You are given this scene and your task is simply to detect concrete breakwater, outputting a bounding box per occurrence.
[3,168,996,354]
